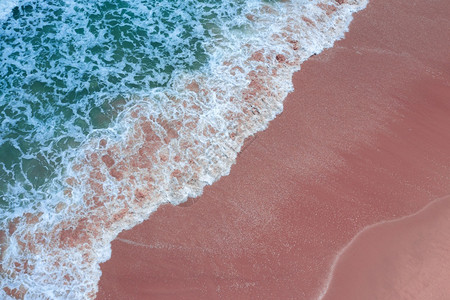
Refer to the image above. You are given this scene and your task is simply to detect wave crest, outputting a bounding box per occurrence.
[0,0,368,298]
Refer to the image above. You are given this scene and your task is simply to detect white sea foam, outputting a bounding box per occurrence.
[0,0,255,209]
[0,0,368,298]
[0,0,18,21]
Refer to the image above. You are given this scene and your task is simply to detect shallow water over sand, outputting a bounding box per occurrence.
[0,0,368,298]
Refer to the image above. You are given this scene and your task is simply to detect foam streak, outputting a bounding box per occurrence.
[0,1,368,298]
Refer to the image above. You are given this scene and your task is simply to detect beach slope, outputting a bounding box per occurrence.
[322,196,450,300]
[97,0,450,298]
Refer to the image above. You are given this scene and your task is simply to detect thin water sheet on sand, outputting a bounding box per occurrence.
[322,195,450,300]
[98,0,450,298]
[0,0,369,298]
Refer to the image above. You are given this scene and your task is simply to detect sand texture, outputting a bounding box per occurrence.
[322,196,450,300]
[97,0,450,299]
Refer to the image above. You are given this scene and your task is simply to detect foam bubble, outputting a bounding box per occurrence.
[0,0,368,298]
[0,0,18,21]
[0,0,246,208]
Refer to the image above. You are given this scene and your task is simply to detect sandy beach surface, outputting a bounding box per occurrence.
[322,196,450,300]
[97,0,450,299]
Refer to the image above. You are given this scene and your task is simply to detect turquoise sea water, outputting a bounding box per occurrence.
[0,0,368,298]
[0,0,249,209]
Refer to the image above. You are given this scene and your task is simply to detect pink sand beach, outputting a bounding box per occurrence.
[97,0,450,298]
[322,196,450,300]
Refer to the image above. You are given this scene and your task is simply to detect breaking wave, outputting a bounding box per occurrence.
[0,0,367,298]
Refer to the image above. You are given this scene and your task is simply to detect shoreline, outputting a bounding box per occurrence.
[1,1,368,298]
[97,0,450,298]
[320,195,450,299]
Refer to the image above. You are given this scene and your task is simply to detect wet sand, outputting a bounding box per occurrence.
[97,0,450,299]
[322,196,450,300]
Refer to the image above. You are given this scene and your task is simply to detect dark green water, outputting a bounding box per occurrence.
[0,0,248,209]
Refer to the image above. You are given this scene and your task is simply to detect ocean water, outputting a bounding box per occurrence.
[0,0,240,209]
[0,0,367,298]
